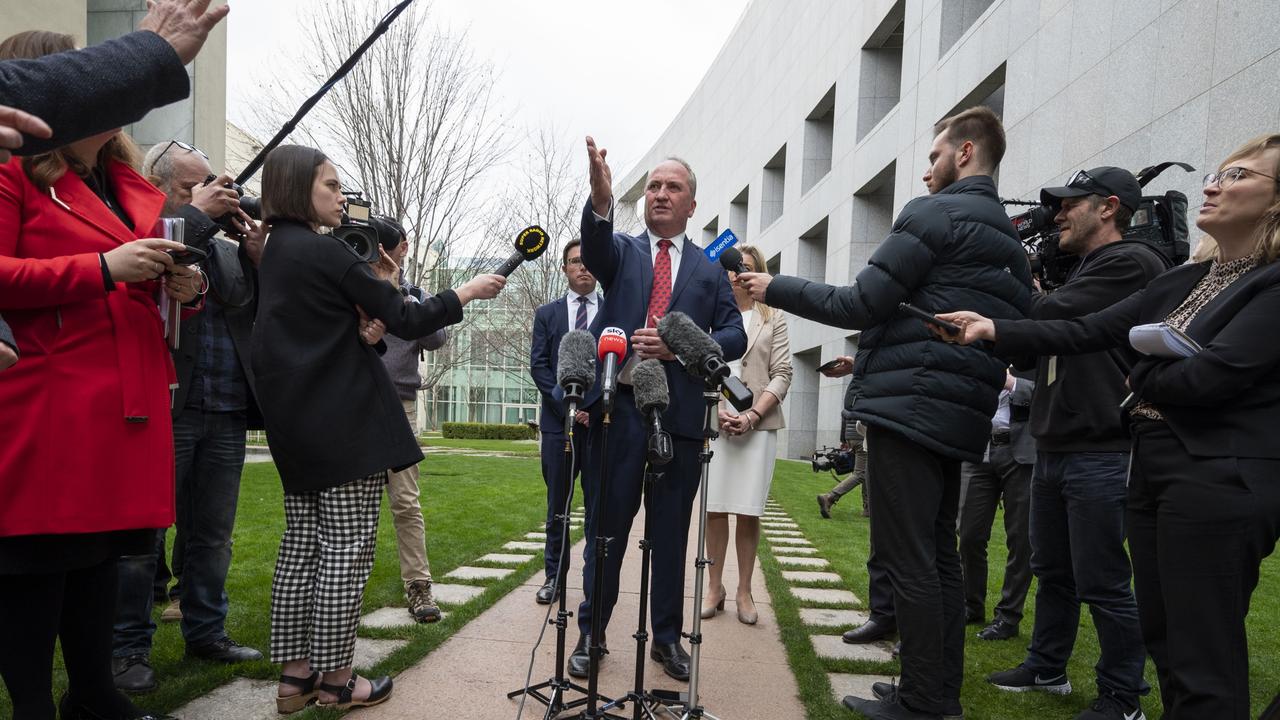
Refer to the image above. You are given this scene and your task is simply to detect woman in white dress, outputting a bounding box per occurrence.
[703,245,793,624]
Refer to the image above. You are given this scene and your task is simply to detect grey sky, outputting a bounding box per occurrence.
[226,0,752,182]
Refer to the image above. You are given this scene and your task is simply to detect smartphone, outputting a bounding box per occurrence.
[817,359,844,374]
[167,245,208,266]
[898,302,961,335]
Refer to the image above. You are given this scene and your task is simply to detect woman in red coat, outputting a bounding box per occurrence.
[0,29,203,720]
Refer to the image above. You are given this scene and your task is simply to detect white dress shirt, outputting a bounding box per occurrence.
[566,290,601,329]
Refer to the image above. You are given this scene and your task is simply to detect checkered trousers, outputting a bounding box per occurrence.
[269,473,386,671]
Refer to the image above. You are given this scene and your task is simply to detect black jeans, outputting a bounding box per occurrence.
[540,426,586,583]
[1129,422,1280,720]
[1024,450,1148,701]
[865,426,964,715]
[958,444,1033,625]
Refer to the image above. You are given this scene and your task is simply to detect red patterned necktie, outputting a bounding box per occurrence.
[645,238,673,328]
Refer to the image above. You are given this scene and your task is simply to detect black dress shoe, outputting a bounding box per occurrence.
[976,619,1018,641]
[649,642,691,681]
[185,636,263,663]
[842,618,896,644]
[60,692,175,720]
[842,694,944,719]
[871,682,964,718]
[111,655,156,694]
[567,633,606,678]
[535,580,558,605]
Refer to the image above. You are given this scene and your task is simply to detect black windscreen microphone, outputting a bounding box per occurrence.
[494,225,550,277]
[656,311,754,412]
[632,359,673,465]
[556,330,596,434]
[718,246,748,274]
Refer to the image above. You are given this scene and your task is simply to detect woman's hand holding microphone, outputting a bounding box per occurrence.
[455,273,507,305]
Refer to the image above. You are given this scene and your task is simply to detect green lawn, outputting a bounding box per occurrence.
[762,459,1280,719]
[1,444,564,718]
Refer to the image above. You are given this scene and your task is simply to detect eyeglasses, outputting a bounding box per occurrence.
[565,257,585,267]
[1203,166,1280,190]
[153,139,208,165]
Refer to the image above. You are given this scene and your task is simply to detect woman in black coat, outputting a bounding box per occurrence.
[940,134,1280,720]
[252,145,505,712]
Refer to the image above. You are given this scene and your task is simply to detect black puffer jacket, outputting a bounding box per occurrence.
[767,175,1032,462]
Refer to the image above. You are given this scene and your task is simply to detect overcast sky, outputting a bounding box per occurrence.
[226,0,752,185]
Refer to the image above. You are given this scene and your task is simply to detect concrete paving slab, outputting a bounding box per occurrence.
[444,566,515,581]
[430,583,486,606]
[781,570,842,584]
[828,672,899,704]
[790,587,859,605]
[762,529,804,537]
[361,607,417,629]
[799,608,870,627]
[524,532,547,540]
[765,537,812,545]
[354,637,410,669]
[811,635,895,663]
[771,545,819,555]
[775,556,829,568]
[477,553,536,565]
[761,521,799,528]
[503,541,545,551]
[171,678,278,720]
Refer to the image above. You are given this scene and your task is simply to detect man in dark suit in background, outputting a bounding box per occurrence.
[958,369,1036,642]
[529,239,600,605]
[567,137,745,682]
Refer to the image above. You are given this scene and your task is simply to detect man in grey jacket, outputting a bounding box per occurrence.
[740,106,1031,720]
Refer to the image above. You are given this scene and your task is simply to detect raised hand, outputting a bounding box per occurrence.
[190,173,239,219]
[456,273,507,305]
[140,0,232,65]
[586,135,612,217]
[0,105,52,163]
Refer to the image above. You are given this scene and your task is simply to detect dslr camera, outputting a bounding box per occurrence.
[1008,162,1194,290]
[811,445,856,475]
[201,174,261,239]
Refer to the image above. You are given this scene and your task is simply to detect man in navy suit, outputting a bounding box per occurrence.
[567,137,746,682]
[529,239,601,605]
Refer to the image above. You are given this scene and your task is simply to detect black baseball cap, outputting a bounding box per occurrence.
[1040,166,1142,212]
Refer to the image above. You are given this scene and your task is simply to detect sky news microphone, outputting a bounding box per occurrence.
[718,246,748,274]
[656,311,753,412]
[597,327,627,414]
[557,329,595,434]
[493,225,550,277]
[632,358,673,465]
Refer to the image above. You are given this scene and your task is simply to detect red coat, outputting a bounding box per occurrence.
[0,157,176,538]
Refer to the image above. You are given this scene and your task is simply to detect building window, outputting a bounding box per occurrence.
[858,1,905,140]
[761,144,787,228]
[729,185,750,241]
[786,347,822,458]
[850,162,896,281]
[798,217,829,284]
[939,0,995,57]
[802,85,836,194]
[944,64,1006,120]
[702,215,719,248]
[766,252,781,276]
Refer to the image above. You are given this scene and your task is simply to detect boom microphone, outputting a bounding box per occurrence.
[556,329,596,434]
[718,246,748,274]
[597,327,627,414]
[494,225,550,277]
[632,359,673,465]
[656,311,754,412]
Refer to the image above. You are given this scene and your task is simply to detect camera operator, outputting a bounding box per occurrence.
[368,215,449,624]
[109,139,267,693]
[816,357,869,518]
[739,106,1032,719]
[982,167,1167,719]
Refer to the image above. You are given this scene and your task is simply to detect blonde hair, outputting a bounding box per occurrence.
[737,244,773,321]
[1192,133,1280,263]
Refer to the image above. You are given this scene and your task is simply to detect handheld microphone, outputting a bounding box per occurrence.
[632,359,673,465]
[494,225,550,277]
[718,246,748,274]
[657,311,754,412]
[556,330,596,434]
[597,327,627,414]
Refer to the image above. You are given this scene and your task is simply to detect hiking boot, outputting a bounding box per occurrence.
[816,493,837,518]
[986,664,1072,695]
[1075,692,1144,720]
[159,598,182,623]
[407,580,442,623]
[186,636,263,663]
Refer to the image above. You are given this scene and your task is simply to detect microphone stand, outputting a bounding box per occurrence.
[506,421,590,718]
[579,407,627,720]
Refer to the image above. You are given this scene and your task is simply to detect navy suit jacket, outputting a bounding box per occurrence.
[531,294,602,433]
[578,200,746,439]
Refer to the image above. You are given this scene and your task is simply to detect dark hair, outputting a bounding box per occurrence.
[261,145,330,225]
[1084,195,1134,232]
[934,105,1006,170]
[562,238,582,266]
[1,30,140,191]
[371,215,406,252]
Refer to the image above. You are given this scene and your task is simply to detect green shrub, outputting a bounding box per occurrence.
[441,422,536,440]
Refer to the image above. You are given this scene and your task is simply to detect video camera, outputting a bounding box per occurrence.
[330,193,404,263]
[811,445,856,475]
[1008,162,1194,290]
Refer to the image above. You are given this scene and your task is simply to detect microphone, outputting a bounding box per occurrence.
[556,329,596,435]
[632,359,673,465]
[494,225,550,277]
[597,327,627,414]
[657,311,754,412]
[718,246,748,274]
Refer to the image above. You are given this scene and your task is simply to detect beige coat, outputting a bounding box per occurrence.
[736,306,793,431]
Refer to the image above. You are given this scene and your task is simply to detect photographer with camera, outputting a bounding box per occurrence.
[978,167,1167,720]
[816,357,869,518]
[368,215,448,624]
[109,139,268,694]
[253,144,505,712]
